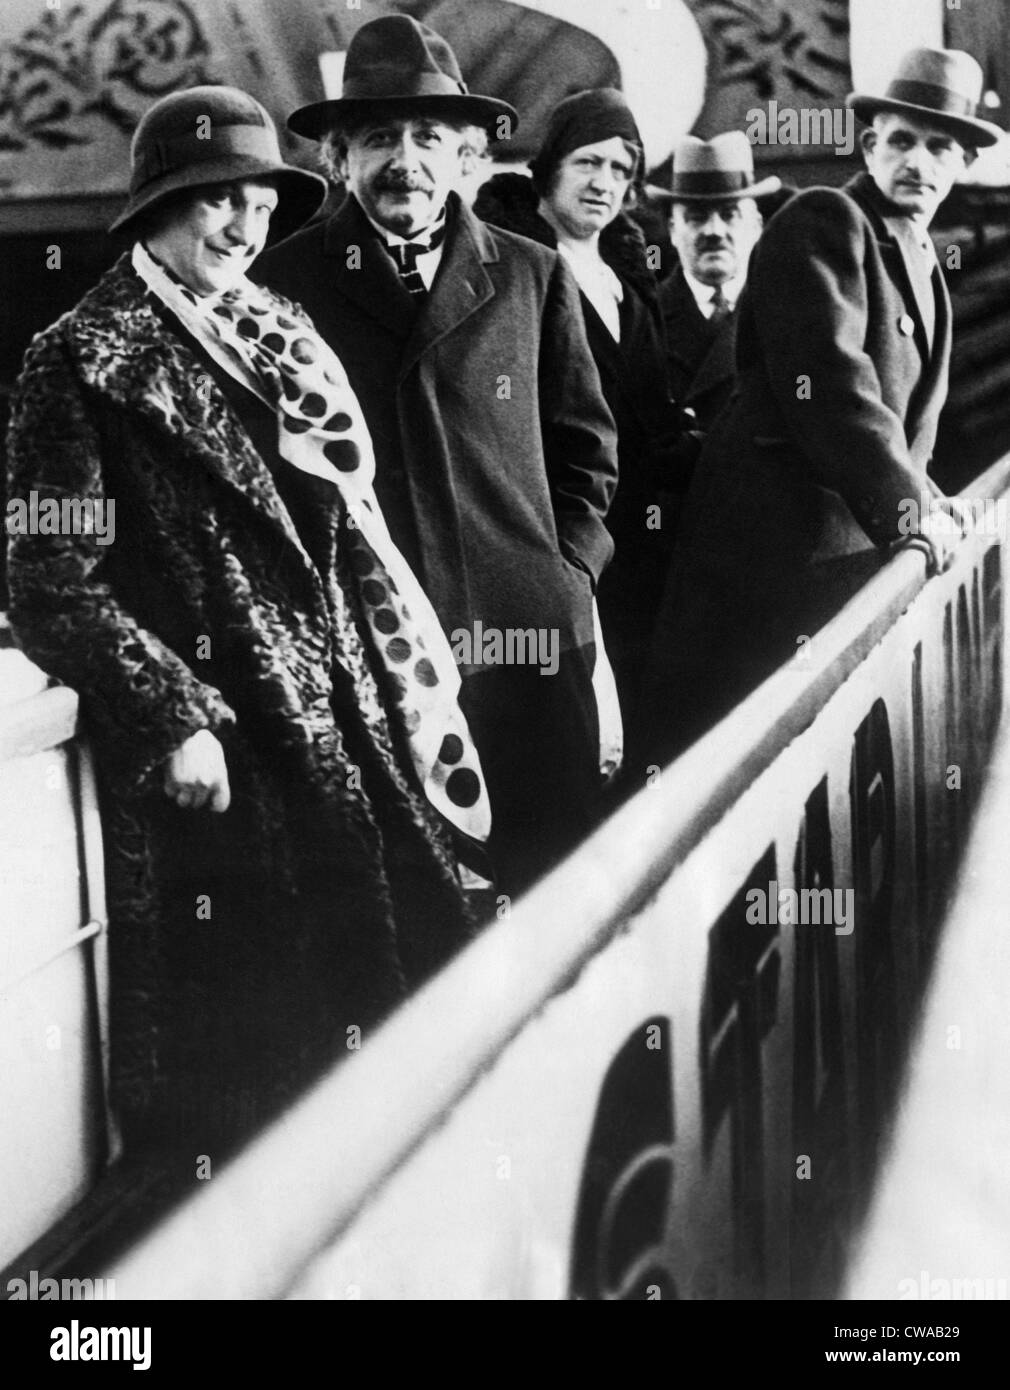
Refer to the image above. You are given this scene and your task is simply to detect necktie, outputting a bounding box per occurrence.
[709,284,732,323]
[387,218,448,298]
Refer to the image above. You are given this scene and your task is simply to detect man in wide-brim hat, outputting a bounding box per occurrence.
[257,15,621,896]
[652,131,783,433]
[638,47,1002,769]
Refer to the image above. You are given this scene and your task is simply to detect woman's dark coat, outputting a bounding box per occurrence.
[5,255,471,1150]
[473,172,688,712]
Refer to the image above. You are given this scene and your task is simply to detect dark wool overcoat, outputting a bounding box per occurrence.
[472,173,689,713]
[640,172,954,765]
[5,256,472,1152]
[658,262,740,432]
[257,192,620,892]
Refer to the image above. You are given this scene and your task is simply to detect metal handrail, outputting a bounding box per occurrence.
[99,451,1010,1299]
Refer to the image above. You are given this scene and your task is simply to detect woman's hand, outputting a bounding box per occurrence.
[164,729,231,812]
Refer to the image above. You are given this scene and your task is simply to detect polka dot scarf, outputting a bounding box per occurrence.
[132,242,491,844]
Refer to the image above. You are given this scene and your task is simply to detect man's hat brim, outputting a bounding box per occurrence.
[847,93,1003,148]
[109,157,327,241]
[288,93,518,141]
[645,173,782,204]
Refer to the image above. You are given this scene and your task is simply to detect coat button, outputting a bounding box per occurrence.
[899,314,916,336]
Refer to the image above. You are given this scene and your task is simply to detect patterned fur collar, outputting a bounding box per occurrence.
[473,172,657,303]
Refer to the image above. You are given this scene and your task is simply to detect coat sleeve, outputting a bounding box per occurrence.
[744,188,927,546]
[537,254,619,587]
[5,329,237,793]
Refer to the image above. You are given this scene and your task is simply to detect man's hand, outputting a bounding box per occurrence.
[901,501,966,576]
[164,729,230,812]
[931,495,973,536]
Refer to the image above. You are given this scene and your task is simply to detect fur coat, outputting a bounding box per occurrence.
[5,254,472,1152]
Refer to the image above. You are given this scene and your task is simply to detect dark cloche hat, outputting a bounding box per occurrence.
[110,86,327,240]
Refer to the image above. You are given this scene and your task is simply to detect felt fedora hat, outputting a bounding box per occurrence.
[847,47,1003,148]
[110,86,327,240]
[287,14,518,141]
[646,132,781,203]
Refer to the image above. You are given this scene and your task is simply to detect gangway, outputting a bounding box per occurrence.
[42,452,1005,1302]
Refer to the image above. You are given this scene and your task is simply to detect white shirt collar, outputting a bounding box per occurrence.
[363,204,447,250]
[683,269,746,318]
[556,242,624,342]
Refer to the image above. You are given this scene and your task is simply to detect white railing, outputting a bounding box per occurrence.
[0,641,113,1270]
[92,453,1010,1300]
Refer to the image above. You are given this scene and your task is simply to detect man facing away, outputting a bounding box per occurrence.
[257,15,619,897]
[639,47,1001,769]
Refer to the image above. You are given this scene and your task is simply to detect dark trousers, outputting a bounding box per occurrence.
[459,644,601,899]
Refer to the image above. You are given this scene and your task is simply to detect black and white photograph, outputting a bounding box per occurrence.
[1,0,1008,1349]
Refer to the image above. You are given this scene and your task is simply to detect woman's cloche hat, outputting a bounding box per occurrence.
[287,14,518,141]
[847,47,1003,149]
[110,86,327,240]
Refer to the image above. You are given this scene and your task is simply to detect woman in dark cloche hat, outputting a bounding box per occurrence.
[5,84,491,1165]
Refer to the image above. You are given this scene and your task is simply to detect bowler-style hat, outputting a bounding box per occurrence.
[287,15,518,141]
[110,86,327,240]
[847,47,1003,149]
[647,132,781,203]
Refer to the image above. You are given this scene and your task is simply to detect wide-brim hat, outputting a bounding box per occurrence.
[110,85,327,241]
[646,131,781,203]
[847,47,1003,149]
[287,15,518,141]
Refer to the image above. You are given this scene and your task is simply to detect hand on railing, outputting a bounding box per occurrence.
[900,500,968,576]
[164,729,231,812]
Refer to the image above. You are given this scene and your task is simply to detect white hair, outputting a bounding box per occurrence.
[318,118,489,185]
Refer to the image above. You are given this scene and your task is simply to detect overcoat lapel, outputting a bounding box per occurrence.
[847,173,953,456]
[73,258,325,596]
[661,268,735,405]
[908,265,953,458]
[686,316,737,403]
[849,174,934,363]
[323,197,416,340]
[399,197,497,381]
[662,270,711,377]
[580,293,650,432]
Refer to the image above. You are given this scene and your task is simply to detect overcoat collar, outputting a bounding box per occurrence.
[846,172,949,361]
[661,265,736,400]
[845,171,952,457]
[66,254,327,602]
[322,192,498,379]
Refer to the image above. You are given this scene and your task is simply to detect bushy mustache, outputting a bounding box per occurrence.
[374,172,433,195]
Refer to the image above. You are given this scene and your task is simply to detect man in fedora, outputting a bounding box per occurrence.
[639,47,1001,767]
[257,15,619,896]
[653,132,782,433]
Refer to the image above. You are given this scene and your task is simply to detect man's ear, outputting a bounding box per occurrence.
[859,127,877,159]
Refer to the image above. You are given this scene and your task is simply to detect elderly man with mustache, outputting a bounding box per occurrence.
[258,16,619,896]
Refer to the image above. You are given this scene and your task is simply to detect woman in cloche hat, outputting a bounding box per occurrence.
[6,85,490,1162]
